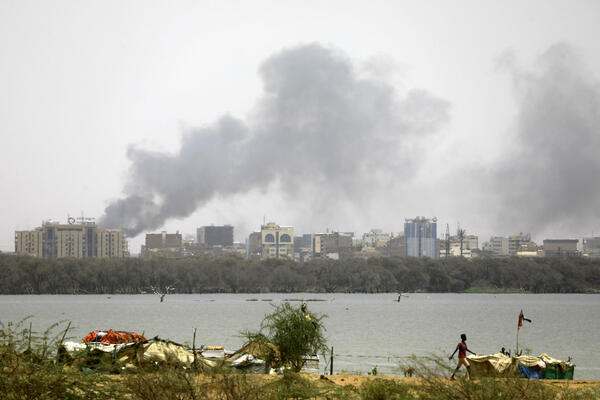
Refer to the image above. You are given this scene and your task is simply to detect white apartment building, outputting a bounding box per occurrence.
[362,229,391,247]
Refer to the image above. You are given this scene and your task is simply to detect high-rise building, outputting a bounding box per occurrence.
[98,230,125,258]
[261,222,294,259]
[141,231,182,258]
[294,234,313,252]
[313,232,353,259]
[293,234,314,262]
[197,225,234,246]
[246,232,262,259]
[15,220,126,258]
[404,217,438,258]
[14,229,43,257]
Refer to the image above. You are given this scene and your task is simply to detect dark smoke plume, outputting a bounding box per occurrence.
[489,43,600,235]
[100,44,449,236]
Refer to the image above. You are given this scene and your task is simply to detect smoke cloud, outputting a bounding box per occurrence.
[488,43,600,235]
[100,44,450,236]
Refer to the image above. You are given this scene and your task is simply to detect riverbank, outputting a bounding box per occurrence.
[106,372,600,399]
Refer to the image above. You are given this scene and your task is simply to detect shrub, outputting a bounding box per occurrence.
[243,302,328,372]
[125,367,204,400]
[0,318,125,400]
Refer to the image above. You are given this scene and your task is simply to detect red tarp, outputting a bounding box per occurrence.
[83,330,146,344]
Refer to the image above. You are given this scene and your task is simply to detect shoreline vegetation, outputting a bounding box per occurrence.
[2,318,599,400]
[1,254,599,295]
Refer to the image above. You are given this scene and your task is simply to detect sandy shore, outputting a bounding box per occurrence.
[302,373,600,389]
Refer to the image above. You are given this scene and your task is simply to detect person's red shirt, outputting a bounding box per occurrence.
[458,341,467,358]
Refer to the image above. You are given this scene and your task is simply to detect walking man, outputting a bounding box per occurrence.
[449,333,475,379]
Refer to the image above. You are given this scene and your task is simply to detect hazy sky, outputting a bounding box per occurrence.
[2,0,600,253]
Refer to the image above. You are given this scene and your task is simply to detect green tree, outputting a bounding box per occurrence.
[243,302,328,372]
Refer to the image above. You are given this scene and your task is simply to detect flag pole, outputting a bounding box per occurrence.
[516,325,520,354]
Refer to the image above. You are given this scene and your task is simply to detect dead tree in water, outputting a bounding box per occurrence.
[396,292,409,302]
[151,285,174,302]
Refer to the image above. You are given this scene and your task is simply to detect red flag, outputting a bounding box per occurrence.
[518,310,532,327]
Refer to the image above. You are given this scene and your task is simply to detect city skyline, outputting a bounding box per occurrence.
[2,1,600,254]
[11,215,599,259]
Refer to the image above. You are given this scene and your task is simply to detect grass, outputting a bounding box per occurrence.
[0,318,126,400]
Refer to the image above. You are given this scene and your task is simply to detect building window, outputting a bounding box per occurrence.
[265,234,275,243]
[280,234,291,242]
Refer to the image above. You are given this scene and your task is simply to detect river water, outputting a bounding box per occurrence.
[1,293,598,379]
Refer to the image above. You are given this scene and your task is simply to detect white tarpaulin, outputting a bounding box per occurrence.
[466,353,572,377]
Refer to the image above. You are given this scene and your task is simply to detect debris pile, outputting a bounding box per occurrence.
[60,332,280,374]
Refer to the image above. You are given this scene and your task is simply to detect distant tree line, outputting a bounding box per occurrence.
[0,254,599,294]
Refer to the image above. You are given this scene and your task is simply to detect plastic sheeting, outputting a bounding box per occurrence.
[467,353,573,377]
[61,338,215,369]
[467,353,515,376]
[116,338,216,369]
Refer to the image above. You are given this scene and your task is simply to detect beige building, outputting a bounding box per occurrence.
[15,220,127,258]
[260,222,294,259]
[313,232,353,259]
[461,235,479,250]
[508,233,531,255]
[483,236,509,256]
[14,229,43,257]
[444,234,479,257]
[141,231,183,259]
[55,224,87,258]
[99,230,126,258]
[543,239,579,257]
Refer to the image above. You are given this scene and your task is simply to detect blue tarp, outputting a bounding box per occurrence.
[518,364,544,379]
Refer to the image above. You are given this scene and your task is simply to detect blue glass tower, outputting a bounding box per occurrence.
[404,217,438,258]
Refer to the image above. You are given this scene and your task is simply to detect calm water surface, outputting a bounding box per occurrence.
[1,293,598,379]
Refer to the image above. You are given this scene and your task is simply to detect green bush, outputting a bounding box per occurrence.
[243,302,328,372]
